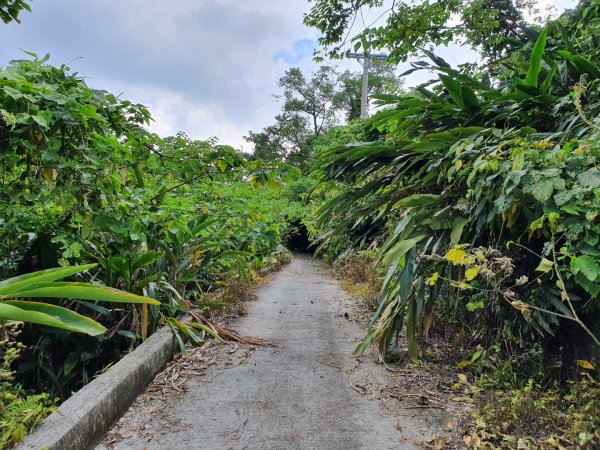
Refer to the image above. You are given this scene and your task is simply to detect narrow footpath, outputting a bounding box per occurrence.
[97,256,445,450]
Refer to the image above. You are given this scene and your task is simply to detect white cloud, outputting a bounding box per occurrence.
[0,0,580,149]
[130,86,253,149]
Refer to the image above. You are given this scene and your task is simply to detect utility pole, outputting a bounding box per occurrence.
[348,52,388,118]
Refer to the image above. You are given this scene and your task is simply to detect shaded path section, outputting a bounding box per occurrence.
[98,256,443,449]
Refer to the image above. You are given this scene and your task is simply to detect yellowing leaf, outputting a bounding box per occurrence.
[463,435,472,447]
[465,265,480,281]
[455,160,463,171]
[577,360,596,370]
[141,304,148,341]
[573,145,589,155]
[445,248,468,265]
[427,272,439,286]
[536,257,554,273]
[505,203,518,228]
[191,249,202,265]
[42,167,58,183]
[511,300,529,314]
[450,396,474,403]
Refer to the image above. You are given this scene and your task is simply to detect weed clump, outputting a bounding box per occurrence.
[0,322,56,448]
[473,379,600,449]
[337,252,382,310]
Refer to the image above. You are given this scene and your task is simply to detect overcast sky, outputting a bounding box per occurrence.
[0,0,576,150]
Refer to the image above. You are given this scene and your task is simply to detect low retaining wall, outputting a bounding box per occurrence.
[18,325,178,450]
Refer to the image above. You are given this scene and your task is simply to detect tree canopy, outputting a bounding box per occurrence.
[303,0,545,62]
[0,0,31,24]
[245,63,402,168]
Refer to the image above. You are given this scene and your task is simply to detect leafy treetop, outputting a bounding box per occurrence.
[303,0,545,62]
[0,0,31,24]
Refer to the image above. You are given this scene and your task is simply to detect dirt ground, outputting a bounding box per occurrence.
[97,256,469,450]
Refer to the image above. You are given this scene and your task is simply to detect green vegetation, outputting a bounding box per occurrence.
[244,64,401,169]
[310,0,600,360]
[0,54,302,445]
[303,0,600,447]
[0,0,30,24]
[2,0,600,447]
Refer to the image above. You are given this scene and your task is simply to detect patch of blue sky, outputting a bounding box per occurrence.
[273,38,315,64]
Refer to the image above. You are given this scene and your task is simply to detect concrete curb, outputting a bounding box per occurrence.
[18,325,178,450]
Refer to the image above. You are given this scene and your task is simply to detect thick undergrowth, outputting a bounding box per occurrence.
[0,55,304,447]
[308,1,600,447]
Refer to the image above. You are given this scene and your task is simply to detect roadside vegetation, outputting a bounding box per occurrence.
[302,0,600,447]
[0,53,303,447]
[1,0,599,448]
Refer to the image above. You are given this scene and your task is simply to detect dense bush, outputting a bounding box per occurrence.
[0,54,302,443]
[311,1,600,365]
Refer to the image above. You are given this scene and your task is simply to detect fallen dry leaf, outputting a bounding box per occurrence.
[450,396,474,404]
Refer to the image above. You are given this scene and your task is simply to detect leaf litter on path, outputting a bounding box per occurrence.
[101,335,269,449]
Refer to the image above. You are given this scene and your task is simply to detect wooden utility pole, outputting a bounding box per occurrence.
[348,52,388,118]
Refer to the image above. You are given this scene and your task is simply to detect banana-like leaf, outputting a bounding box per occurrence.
[461,85,479,111]
[540,63,558,94]
[383,235,426,266]
[131,251,164,273]
[353,329,376,356]
[5,282,160,305]
[392,194,440,210]
[0,301,106,335]
[0,264,97,295]
[188,322,222,341]
[525,27,547,87]
[439,74,464,108]
[573,56,600,79]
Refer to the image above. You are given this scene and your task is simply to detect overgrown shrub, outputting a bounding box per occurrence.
[0,54,304,418]
[0,322,55,448]
[312,1,600,363]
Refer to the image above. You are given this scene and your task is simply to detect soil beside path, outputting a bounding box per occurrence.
[97,256,447,450]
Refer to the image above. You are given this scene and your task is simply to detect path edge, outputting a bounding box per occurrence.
[17,325,178,450]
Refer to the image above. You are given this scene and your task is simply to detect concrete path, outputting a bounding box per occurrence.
[97,256,443,449]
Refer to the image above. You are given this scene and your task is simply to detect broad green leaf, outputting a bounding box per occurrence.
[556,49,574,62]
[131,251,164,272]
[0,301,106,335]
[577,168,600,188]
[439,75,464,108]
[188,322,222,341]
[450,217,469,246]
[392,194,440,209]
[526,27,547,87]
[7,282,160,305]
[353,329,376,356]
[540,63,558,94]
[571,255,600,282]
[573,56,600,79]
[555,22,574,52]
[574,274,600,297]
[461,85,479,111]
[383,235,426,266]
[0,264,97,294]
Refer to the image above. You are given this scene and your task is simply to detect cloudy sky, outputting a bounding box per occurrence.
[0,0,576,150]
